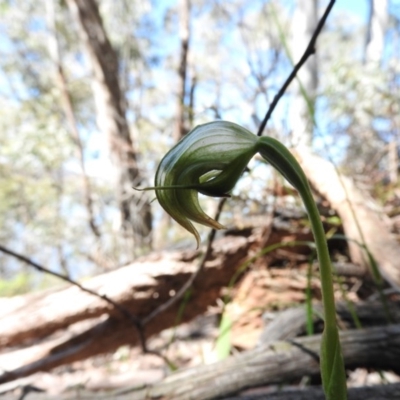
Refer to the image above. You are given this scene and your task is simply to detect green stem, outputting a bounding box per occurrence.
[301,186,347,400]
[257,137,347,399]
[302,188,337,330]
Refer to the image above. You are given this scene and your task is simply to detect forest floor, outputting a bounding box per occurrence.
[2,192,400,399]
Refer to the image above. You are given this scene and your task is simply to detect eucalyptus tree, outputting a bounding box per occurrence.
[174,0,192,141]
[66,0,153,250]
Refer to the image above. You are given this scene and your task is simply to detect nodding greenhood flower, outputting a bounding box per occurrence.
[154,120,309,247]
[154,121,257,246]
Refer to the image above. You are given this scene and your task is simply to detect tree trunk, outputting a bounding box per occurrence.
[289,0,318,148]
[45,0,102,250]
[365,0,388,66]
[174,0,191,142]
[65,0,152,249]
[0,216,338,383]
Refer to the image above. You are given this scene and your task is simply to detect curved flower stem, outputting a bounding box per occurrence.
[151,119,347,399]
[294,185,347,400]
[256,137,347,399]
[302,188,336,330]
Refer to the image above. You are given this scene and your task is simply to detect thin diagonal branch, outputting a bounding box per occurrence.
[0,244,147,352]
[257,0,335,137]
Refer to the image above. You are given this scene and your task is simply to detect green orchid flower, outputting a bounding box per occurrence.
[153,120,347,400]
[154,120,309,246]
[154,121,258,246]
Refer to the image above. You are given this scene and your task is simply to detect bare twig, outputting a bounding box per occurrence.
[257,0,336,137]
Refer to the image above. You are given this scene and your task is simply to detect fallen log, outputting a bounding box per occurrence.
[2,382,400,400]
[0,219,391,385]
[0,233,258,350]
[0,232,257,382]
[259,300,400,344]
[297,149,400,289]
[2,325,400,400]
[121,324,400,400]
[1,296,397,387]
[222,383,400,400]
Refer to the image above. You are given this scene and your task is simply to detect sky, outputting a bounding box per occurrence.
[335,0,367,19]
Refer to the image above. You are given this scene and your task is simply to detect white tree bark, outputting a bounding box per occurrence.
[365,0,389,65]
[289,0,318,148]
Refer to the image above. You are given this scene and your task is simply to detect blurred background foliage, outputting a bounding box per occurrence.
[0,0,399,292]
